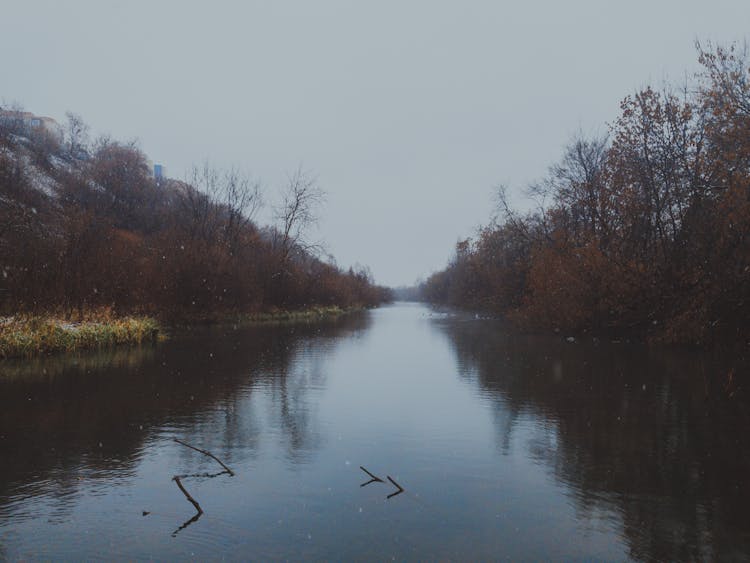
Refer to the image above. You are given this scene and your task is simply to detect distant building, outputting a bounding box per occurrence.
[154,163,165,181]
[0,110,63,142]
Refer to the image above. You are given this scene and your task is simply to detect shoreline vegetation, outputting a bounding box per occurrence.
[0,305,367,359]
[0,97,392,356]
[0,312,159,359]
[420,42,750,346]
[176,304,366,326]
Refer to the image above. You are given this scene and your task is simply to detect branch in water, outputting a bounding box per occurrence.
[386,475,404,499]
[173,438,235,476]
[174,470,230,479]
[172,475,203,515]
[359,465,384,485]
[172,511,202,537]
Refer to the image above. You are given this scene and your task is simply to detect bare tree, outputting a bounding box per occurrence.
[64,111,90,158]
[221,167,262,252]
[492,184,540,243]
[274,165,325,265]
[547,133,609,241]
[0,100,26,140]
[182,162,263,248]
[182,163,221,242]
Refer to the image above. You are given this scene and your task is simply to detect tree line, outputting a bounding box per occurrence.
[422,42,750,344]
[0,109,391,318]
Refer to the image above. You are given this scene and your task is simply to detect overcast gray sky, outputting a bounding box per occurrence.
[2,1,748,286]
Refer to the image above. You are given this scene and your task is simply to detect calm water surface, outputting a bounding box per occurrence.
[1,303,749,560]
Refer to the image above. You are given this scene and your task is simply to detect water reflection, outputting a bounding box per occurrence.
[3,305,750,560]
[0,313,371,526]
[434,314,750,561]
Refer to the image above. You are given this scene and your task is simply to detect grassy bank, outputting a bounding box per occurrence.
[0,314,160,359]
[167,305,364,328]
[230,305,356,324]
[0,305,370,359]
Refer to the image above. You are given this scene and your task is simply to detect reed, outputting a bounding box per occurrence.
[0,313,159,359]
[170,305,359,326]
[237,306,347,323]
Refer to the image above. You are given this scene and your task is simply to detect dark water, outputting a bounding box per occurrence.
[1,303,749,560]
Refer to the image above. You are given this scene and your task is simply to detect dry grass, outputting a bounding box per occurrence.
[237,306,348,323]
[0,310,160,359]
[170,305,356,326]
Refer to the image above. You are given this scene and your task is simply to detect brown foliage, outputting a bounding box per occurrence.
[423,42,750,344]
[0,120,390,319]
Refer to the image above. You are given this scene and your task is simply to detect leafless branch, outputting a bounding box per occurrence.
[173,438,235,476]
[172,475,203,515]
[274,164,325,263]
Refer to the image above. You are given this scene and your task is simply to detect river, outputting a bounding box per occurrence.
[0,303,748,560]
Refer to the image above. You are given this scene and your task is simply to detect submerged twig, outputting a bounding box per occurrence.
[386,475,404,499]
[169,439,235,536]
[172,511,202,537]
[174,470,230,480]
[173,475,203,515]
[359,466,383,482]
[173,438,235,476]
[359,465,384,486]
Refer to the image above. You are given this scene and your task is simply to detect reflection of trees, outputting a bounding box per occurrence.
[0,312,371,520]
[0,344,158,381]
[269,346,325,464]
[437,318,750,561]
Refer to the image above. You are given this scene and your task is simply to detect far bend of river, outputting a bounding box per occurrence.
[1,303,749,560]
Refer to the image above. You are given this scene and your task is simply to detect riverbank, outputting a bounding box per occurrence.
[418,301,685,348]
[178,305,363,327]
[0,306,370,359]
[0,315,160,359]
